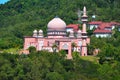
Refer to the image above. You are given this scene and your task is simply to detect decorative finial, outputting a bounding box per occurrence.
[83,6,87,17]
[33,30,38,37]
[38,29,44,37]
[83,6,86,12]
[33,30,37,33]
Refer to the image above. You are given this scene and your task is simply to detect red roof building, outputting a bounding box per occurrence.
[110,21,119,25]
[98,23,112,30]
[66,24,79,32]
[89,21,120,31]
[89,21,120,37]
[93,29,112,38]
[88,21,103,30]
[94,29,112,33]
[88,21,102,25]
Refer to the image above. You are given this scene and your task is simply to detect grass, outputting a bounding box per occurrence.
[3,48,20,54]
[80,56,99,64]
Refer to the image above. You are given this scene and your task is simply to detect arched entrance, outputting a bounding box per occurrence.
[59,42,72,59]
[61,43,69,54]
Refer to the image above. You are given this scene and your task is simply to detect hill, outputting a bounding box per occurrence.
[0,0,120,49]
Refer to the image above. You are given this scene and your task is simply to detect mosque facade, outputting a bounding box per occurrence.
[23,6,90,59]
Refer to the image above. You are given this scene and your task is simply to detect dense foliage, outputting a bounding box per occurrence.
[0,0,120,49]
[0,51,120,80]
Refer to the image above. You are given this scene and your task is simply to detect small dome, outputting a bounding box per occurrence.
[47,17,66,30]
[78,30,81,33]
[39,29,43,33]
[33,30,37,33]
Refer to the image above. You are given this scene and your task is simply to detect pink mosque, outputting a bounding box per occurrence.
[23,6,90,59]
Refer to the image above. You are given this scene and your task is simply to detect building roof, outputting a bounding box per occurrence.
[110,21,119,25]
[118,23,120,27]
[88,21,102,25]
[89,21,120,35]
[94,29,112,33]
[98,23,112,29]
[89,21,120,25]
[66,24,79,32]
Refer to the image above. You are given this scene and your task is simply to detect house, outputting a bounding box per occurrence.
[88,21,102,30]
[89,21,120,37]
[93,29,112,38]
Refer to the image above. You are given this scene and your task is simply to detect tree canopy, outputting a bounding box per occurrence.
[0,50,120,80]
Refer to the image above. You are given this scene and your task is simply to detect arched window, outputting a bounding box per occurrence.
[62,43,68,49]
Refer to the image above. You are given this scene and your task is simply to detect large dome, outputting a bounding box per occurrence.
[47,17,66,30]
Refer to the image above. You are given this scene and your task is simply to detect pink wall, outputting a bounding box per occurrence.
[24,37,89,57]
[86,38,90,44]
[24,37,37,49]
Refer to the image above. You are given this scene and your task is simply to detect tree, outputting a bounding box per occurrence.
[45,72,64,80]
[71,42,77,52]
[52,43,58,53]
[28,46,36,53]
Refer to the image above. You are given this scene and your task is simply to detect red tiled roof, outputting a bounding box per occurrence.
[66,24,79,31]
[110,21,119,25]
[118,23,120,26]
[88,21,102,25]
[98,23,112,29]
[94,29,112,33]
[90,21,120,34]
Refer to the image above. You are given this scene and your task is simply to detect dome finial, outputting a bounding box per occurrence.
[38,29,44,37]
[33,30,38,37]
[83,6,87,16]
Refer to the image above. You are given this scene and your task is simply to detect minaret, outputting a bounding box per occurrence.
[81,6,88,56]
[77,30,82,38]
[82,6,88,34]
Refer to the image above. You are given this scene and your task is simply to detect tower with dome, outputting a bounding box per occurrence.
[23,6,90,59]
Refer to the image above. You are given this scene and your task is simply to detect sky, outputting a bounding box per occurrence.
[0,0,9,4]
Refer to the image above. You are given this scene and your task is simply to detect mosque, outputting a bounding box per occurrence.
[23,6,90,59]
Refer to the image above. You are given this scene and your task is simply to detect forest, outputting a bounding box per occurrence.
[0,50,120,80]
[0,0,120,80]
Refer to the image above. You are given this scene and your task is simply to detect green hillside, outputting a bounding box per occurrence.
[1,1,120,80]
[0,0,120,49]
